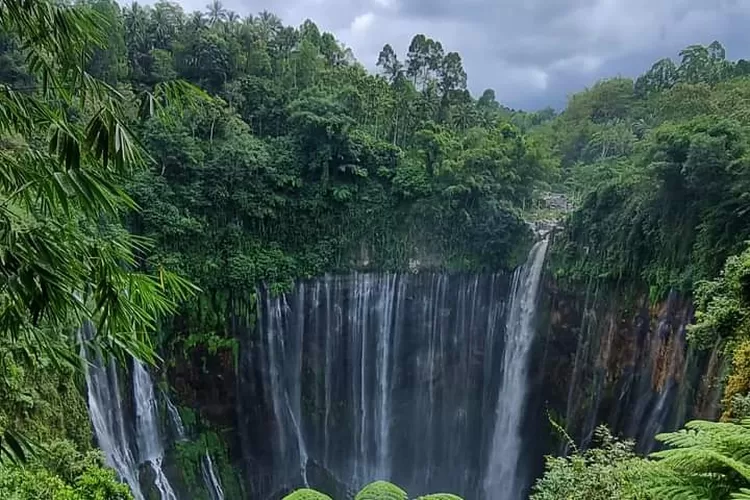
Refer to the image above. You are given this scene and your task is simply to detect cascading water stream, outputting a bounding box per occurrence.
[81,324,144,500]
[261,293,309,487]
[82,325,179,500]
[133,360,178,500]
[201,450,226,500]
[165,395,186,440]
[248,271,513,498]
[484,238,549,500]
[165,393,225,500]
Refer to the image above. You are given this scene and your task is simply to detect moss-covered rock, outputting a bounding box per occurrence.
[283,488,334,500]
[355,480,408,500]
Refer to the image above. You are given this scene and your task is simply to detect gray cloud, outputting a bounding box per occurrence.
[148,0,750,109]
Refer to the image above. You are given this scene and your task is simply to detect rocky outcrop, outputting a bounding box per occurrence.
[533,278,724,453]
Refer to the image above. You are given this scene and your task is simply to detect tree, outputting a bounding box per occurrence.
[406,34,428,86]
[123,1,152,81]
[477,89,499,110]
[205,0,226,25]
[531,426,650,500]
[80,0,127,83]
[151,1,184,49]
[405,34,443,88]
[377,43,402,82]
[438,51,466,95]
[635,58,678,96]
[676,42,730,85]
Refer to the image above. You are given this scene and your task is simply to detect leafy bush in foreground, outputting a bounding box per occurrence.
[283,480,461,500]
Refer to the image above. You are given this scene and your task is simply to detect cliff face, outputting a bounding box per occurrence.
[533,277,724,454]
[160,269,726,500]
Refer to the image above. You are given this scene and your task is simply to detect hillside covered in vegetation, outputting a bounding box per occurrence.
[3,0,750,498]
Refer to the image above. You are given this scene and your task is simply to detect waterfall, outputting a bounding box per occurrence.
[350,273,397,484]
[133,360,178,500]
[165,395,186,440]
[166,384,227,500]
[246,271,514,498]
[260,292,309,487]
[81,323,144,500]
[484,239,549,500]
[82,326,179,500]
[166,389,225,500]
[201,450,226,500]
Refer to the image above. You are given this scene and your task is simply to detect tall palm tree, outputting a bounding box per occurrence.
[257,9,281,41]
[188,10,207,31]
[123,2,151,54]
[205,0,226,25]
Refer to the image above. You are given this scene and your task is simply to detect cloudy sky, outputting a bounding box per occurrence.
[171,0,750,110]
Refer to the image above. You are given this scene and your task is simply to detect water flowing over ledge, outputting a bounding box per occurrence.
[485,239,549,500]
[239,240,550,499]
[82,322,226,500]
[81,236,720,500]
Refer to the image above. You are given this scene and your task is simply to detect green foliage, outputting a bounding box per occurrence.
[690,247,750,349]
[684,246,750,419]
[355,480,408,500]
[283,489,333,500]
[0,467,78,499]
[644,419,750,499]
[552,113,750,295]
[172,430,242,500]
[73,465,132,499]
[282,482,463,500]
[531,426,651,500]
[730,394,750,420]
[534,420,750,500]
[544,41,750,301]
[0,338,91,460]
[0,439,132,499]
[0,0,198,372]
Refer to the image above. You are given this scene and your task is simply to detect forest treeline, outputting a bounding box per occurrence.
[548,41,750,293]
[111,0,553,295]
[3,0,750,498]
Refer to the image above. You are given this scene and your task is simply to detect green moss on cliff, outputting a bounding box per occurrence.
[173,429,242,500]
